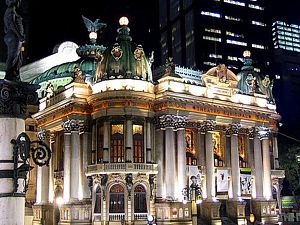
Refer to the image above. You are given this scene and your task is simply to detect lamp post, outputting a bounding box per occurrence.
[182,176,202,225]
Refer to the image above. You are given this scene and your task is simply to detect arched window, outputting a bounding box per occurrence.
[94,186,101,213]
[109,184,125,213]
[111,124,124,163]
[133,124,144,163]
[134,185,147,213]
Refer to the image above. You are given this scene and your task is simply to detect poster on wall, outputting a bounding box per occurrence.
[188,165,201,187]
[216,169,229,193]
[240,170,252,197]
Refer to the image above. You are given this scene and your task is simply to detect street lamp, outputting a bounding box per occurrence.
[182,176,202,225]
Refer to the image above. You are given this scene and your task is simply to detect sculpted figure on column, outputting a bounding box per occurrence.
[4,0,25,81]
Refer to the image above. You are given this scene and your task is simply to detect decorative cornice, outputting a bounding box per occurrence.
[225,123,241,135]
[0,80,39,118]
[155,114,187,129]
[62,119,82,133]
[256,126,270,139]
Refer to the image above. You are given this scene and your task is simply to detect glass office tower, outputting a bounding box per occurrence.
[159,0,270,73]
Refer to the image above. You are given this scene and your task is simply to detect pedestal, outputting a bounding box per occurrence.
[252,200,278,224]
[0,80,39,225]
[227,200,246,225]
[32,204,54,225]
[200,201,221,225]
[59,200,92,225]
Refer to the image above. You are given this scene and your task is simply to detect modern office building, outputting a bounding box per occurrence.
[271,21,300,139]
[17,16,285,225]
[158,0,270,74]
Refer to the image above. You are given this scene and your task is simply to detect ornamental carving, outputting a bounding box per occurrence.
[37,130,47,141]
[0,80,39,118]
[225,123,241,135]
[62,119,82,133]
[247,127,255,139]
[134,45,144,60]
[255,126,270,139]
[155,114,187,129]
[73,65,85,83]
[200,120,216,133]
[111,43,123,61]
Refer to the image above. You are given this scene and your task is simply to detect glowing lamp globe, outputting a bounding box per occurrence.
[119,16,129,26]
[249,213,255,223]
[243,50,251,58]
[89,31,97,40]
[147,215,154,223]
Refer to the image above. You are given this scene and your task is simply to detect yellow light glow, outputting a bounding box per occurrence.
[89,31,97,40]
[243,50,251,58]
[56,197,64,206]
[119,16,129,26]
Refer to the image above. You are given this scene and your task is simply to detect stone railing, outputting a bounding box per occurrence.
[87,163,158,175]
[134,213,148,220]
[271,169,285,178]
[109,213,125,221]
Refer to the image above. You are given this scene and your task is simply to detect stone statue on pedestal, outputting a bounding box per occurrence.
[4,0,25,82]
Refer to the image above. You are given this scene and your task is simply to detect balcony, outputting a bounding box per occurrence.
[86,163,158,176]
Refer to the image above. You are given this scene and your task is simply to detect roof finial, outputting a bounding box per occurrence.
[82,15,107,44]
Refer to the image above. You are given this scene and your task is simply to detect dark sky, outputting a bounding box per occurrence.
[0,0,159,63]
[0,1,299,63]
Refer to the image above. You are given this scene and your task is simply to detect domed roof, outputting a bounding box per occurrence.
[94,18,153,82]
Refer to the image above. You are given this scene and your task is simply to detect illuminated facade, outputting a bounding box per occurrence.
[158,0,270,73]
[24,18,284,225]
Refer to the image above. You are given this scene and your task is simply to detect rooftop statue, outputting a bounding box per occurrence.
[4,0,25,82]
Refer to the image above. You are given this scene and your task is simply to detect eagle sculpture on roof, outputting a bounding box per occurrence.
[82,15,107,33]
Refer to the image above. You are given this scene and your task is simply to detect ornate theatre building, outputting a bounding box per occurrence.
[23,17,284,225]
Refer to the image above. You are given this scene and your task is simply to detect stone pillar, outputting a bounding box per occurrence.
[91,121,96,164]
[229,123,241,200]
[197,129,205,167]
[103,121,110,163]
[36,130,50,204]
[49,134,55,203]
[261,131,272,200]
[0,118,25,225]
[70,121,81,201]
[253,131,263,199]
[126,119,133,162]
[165,127,176,199]
[272,132,279,169]
[177,128,186,201]
[62,121,72,203]
[146,120,152,163]
[155,129,164,199]
[0,80,39,225]
[81,126,92,199]
[201,120,216,201]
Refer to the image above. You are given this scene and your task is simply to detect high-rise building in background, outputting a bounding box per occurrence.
[159,0,270,73]
[272,21,300,139]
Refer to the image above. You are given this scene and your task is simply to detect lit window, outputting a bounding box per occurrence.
[252,21,266,27]
[209,53,222,59]
[228,56,238,61]
[133,124,144,163]
[225,15,241,22]
[204,61,217,66]
[252,44,265,49]
[226,39,247,46]
[111,124,124,163]
[248,4,264,10]
[203,36,222,42]
[205,28,221,34]
[201,11,221,18]
[224,0,245,6]
[226,31,244,38]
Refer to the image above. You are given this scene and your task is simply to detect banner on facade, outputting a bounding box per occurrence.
[188,165,201,187]
[240,169,252,197]
[216,169,229,193]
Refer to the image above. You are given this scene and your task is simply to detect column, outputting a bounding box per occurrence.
[126,119,133,162]
[261,132,272,200]
[229,124,241,200]
[196,129,205,167]
[103,121,109,163]
[91,121,96,164]
[253,132,263,199]
[177,128,186,201]
[36,130,50,204]
[82,126,92,199]
[165,127,176,199]
[155,129,164,198]
[49,133,55,203]
[62,121,72,203]
[205,131,215,200]
[146,120,152,163]
[273,133,279,169]
[70,121,81,201]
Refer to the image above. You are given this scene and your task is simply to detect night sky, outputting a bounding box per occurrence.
[0,0,299,63]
